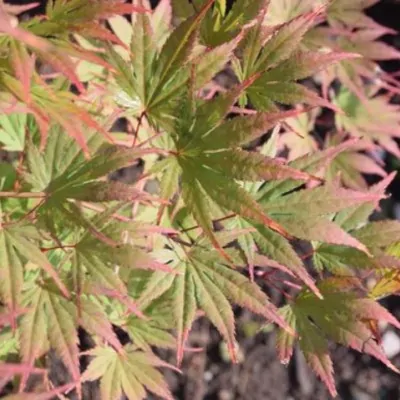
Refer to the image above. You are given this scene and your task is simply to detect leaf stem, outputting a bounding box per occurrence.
[131,111,146,148]
[0,191,45,198]
[181,213,236,233]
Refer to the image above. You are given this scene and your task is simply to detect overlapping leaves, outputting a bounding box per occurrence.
[277,278,400,397]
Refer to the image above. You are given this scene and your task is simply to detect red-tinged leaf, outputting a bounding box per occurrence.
[18,287,49,390]
[75,22,128,47]
[0,230,24,330]
[4,383,76,400]
[275,215,371,254]
[263,184,384,218]
[291,137,361,176]
[173,266,198,366]
[45,293,80,384]
[255,6,327,71]
[201,108,313,150]
[191,264,238,362]
[82,345,172,400]
[254,254,296,278]
[353,221,400,249]
[151,0,215,96]
[0,308,27,328]
[98,1,150,17]
[204,148,322,183]
[297,316,337,398]
[70,181,165,204]
[277,306,337,397]
[6,226,69,298]
[276,306,296,365]
[327,0,384,31]
[262,50,361,82]
[355,39,400,61]
[334,172,396,232]
[352,299,400,330]
[0,363,45,376]
[93,286,147,320]
[195,167,292,239]
[9,41,34,102]
[250,81,342,112]
[152,0,172,46]
[80,298,123,352]
[253,223,322,299]
[2,2,39,15]
[114,246,179,274]
[181,172,233,261]
[192,73,263,135]
[284,279,400,395]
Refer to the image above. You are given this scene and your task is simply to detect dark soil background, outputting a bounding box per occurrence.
[4,0,400,399]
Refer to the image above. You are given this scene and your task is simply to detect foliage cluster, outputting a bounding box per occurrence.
[0,0,400,398]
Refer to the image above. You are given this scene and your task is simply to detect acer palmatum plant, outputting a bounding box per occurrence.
[0,0,400,398]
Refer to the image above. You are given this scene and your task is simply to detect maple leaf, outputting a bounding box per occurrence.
[277,277,400,397]
[279,107,320,160]
[109,0,238,129]
[264,0,319,25]
[0,113,26,152]
[324,134,387,190]
[137,235,290,365]
[18,284,79,391]
[157,89,325,255]
[326,0,390,32]
[23,129,160,239]
[310,174,396,274]
[82,344,174,400]
[123,294,175,351]
[334,88,400,157]
[370,242,400,300]
[233,5,358,112]
[309,25,400,99]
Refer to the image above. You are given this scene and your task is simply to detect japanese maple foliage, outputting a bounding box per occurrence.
[0,0,400,398]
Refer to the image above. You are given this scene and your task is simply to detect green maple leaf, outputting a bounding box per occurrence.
[157,85,323,254]
[277,277,400,397]
[233,5,358,111]
[0,113,26,152]
[311,174,398,274]
[109,0,233,127]
[137,234,290,365]
[334,88,400,158]
[24,128,159,240]
[19,284,79,388]
[82,344,173,400]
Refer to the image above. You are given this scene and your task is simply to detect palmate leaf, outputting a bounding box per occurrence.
[334,88,400,157]
[18,284,79,389]
[166,88,322,250]
[307,174,396,274]
[326,0,387,31]
[24,129,160,237]
[1,222,69,299]
[0,113,26,152]
[19,282,123,388]
[137,238,290,365]
[370,242,400,300]
[234,5,357,111]
[82,344,173,400]
[325,135,387,190]
[277,278,400,397]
